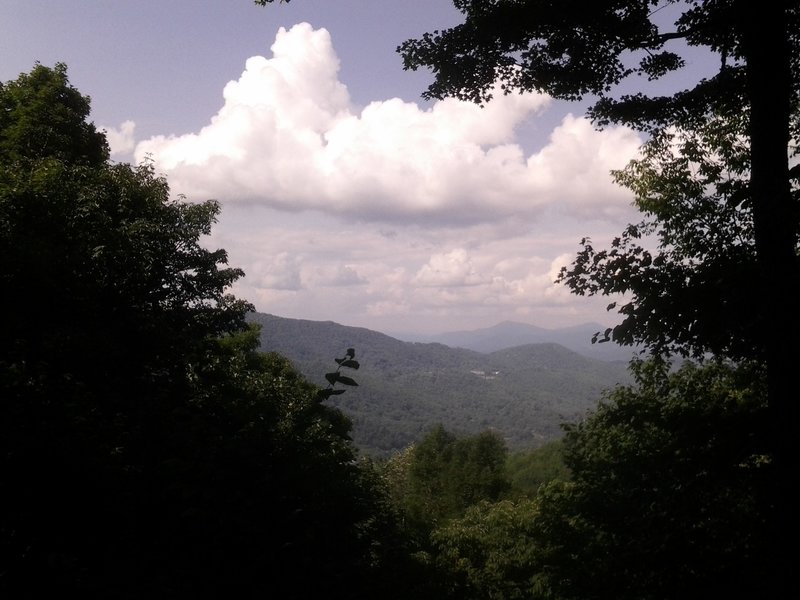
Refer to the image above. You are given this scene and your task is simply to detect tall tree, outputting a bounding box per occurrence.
[399,3,799,592]
[0,63,401,599]
[0,62,250,595]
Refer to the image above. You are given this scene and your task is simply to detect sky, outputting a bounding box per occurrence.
[1,1,713,337]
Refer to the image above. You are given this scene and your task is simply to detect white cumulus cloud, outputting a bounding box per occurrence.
[136,22,640,226]
[134,22,644,334]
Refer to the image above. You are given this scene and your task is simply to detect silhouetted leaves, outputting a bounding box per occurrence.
[318,348,360,400]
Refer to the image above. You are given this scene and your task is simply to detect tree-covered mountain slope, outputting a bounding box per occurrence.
[251,313,632,456]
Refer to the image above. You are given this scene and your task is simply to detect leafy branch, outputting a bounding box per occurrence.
[317,347,360,401]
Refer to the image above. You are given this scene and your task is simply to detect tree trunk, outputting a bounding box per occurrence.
[740,1,798,595]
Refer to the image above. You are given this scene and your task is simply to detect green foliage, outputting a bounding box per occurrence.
[0,73,253,396]
[428,499,546,600]
[0,63,405,599]
[401,13,799,590]
[420,360,771,600]
[378,428,527,598]
[404,425,459,530]
[506,440,570,496]
[0,62,109,166]
[392,425,512,537]
[169,330,392,599]
[532,359,770,599]
[556,112,782,361]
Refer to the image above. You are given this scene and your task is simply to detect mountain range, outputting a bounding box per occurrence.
[251,313,635,457]
[394,320,641,362]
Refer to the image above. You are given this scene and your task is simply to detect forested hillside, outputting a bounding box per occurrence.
[251,313,632,455]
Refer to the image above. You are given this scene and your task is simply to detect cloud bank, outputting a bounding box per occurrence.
[132,22,644,334]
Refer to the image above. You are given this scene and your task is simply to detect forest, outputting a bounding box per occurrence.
[2,1,798,598]
[249,312,634,456]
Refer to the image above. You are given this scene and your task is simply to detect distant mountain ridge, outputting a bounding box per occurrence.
[398,320,640,362]
[251,313,633,456]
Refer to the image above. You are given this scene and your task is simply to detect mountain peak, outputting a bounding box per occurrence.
[426,320,635,361]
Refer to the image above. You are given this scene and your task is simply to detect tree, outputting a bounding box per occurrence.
[399,4,799,591]
[392,425,511,538]
[378,428,516,598]
[557,113,763,360]
[0,62,251,595]
[399,2,798,352]
[532,359,770,600]
[159,333,399,599]
[429,499,545,600]
[0,63,252,392]
[0,62,109,166]
[421,362,771,600]
[0,63,401,599]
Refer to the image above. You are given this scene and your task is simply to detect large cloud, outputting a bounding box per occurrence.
[136,22,641,226]
[130,22,645,334]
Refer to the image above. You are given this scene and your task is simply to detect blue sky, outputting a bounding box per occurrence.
[2,1,709,336]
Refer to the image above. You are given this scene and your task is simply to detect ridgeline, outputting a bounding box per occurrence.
[251,313,633,456]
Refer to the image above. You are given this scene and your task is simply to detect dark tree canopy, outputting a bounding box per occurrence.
[0,63,403,600]
[400,3,800,595]
[399,1,800,128]
[534,359,771,600]
[399,1,800,360]
[0,63,253,426]
[557,112,773,360]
